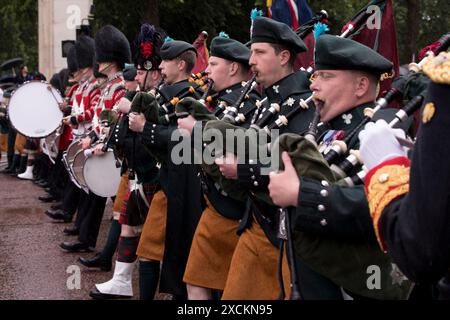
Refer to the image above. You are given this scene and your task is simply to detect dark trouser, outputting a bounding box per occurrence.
[48,152,68,200]
[61,181,81,216]
[34,153,51,180]
[78,192,107,248]
[7,129,16,164]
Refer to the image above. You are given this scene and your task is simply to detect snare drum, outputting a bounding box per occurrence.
[8,81,63,138]
[73,149,88,189]
[83,150,122,197]
[63,140,87,190]
[41,130,61,163]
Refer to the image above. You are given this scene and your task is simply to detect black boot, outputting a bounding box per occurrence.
[15,155,28,176]
[5,154,13,170]
[139,260,160,300]
[99,219,121,263]
[3,154,20,174]
[78,253,112,271]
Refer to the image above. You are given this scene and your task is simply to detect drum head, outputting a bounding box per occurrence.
[73,150,88,188]
[8,81,63,138]
[44,131,60,160]
[66,141,83,165]
[83,151,121,197]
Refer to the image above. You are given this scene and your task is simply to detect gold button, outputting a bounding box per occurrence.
[379,173,389,183]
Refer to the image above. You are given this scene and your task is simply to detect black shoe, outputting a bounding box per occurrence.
[89,287,132,300]
[51,202,63,210]
[16,155,27,175]
[45,209,72,223]
[63,226,79,236]
[78,253,112,271]
[45,207,60,215]
[1,165,11,173]
[4,155,20,175]
[37,180,50,188]
[60,241,93,253]
[2,167,11,174]
[39,194,56,203]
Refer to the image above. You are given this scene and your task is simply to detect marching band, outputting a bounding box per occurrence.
[0,2,449,301]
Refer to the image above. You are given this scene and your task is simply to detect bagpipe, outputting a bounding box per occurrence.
[214,74,258,121]
[322,32,450,186]
[274,31,449,301]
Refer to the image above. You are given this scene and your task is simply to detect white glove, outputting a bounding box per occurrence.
[358,119,407,170]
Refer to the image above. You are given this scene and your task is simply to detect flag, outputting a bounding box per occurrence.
[192,31,209,74]
[267,0,313,29]
[267,0,315,70]
[344,0,400,96]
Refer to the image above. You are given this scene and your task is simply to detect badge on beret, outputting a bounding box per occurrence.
[144,61,153,70]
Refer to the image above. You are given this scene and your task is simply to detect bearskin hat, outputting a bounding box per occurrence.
[66,45,79,73]
[95,25,131,68]
[75,35,95,69]
[50,72,63,95]
[134,23,165,71]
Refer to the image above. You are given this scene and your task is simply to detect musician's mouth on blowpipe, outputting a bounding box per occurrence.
[311,94,325,109]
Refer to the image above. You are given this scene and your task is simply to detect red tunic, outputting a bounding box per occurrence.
[58,83,79,151]
[75,78,102,125]
[93,75,126,135]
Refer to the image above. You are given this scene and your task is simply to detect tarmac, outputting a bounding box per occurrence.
[0,157,141,300]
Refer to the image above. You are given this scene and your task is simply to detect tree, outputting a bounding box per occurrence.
[1,0,449,71]
[0,0,38,70]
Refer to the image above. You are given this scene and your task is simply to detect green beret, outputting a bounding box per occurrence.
[3,89,13,99]
[210,36,250,65]
[315,34,393,76]
[160,40,197,60]
[251,16,307,53]
[123,64,137,81]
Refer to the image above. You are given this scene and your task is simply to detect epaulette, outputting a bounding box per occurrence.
[365,157,411,251]
[422,51,450,85]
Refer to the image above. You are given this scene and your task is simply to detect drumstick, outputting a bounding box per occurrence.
[47,85,62,104]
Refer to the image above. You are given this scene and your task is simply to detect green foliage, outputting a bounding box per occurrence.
[92,0,255,45]
[0,0,38,70]
[308,0,450,63]
[91,0,148,43]
[158,0,254,44]
[0,0,449,71]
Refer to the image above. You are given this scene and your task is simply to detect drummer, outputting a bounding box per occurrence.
[14,72,49,180]
[0,89,16,174]
[39,48,81,204]
[60,25,131,253]
[0,89,9,169]
[45,35,101,225]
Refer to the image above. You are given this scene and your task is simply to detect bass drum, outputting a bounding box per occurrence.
[83,151,122,197]
[8,81,63,138]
